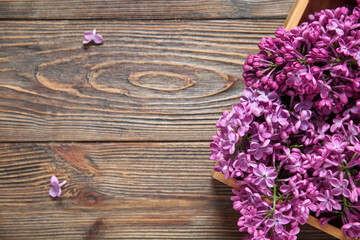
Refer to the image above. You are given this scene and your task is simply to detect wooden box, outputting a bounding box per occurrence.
[284,0,357,31]
[212,0,358,239]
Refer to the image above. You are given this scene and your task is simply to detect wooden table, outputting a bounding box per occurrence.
[0,1,337,239]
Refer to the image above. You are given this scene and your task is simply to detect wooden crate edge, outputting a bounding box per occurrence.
[211,165,354,240]
[284,0,310,31]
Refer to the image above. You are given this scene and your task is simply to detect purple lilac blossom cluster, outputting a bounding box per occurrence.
[243,5,360,116]
[211,4,360,240]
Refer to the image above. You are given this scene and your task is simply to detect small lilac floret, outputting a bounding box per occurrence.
[265,212,290,234]
[49,175,67,198]
[253,163,277,188]
[83,29,103,45]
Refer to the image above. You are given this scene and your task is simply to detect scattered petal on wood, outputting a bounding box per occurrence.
[49,175,67,198]
[83,29,103,45]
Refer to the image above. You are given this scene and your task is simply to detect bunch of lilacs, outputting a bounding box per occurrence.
[211,87,360,239]
[242,4,360,116]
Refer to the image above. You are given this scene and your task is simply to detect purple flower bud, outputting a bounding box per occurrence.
[275,57,285,65]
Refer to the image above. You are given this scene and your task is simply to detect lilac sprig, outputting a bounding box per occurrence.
[212,88,312,239]
[212,2,360,239]
[212,85,360,239]
[243,4,360,116]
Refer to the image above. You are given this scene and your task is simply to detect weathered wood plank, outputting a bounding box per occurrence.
[0,0,294,20]
[0,142,336,239]
[0,20,284,142]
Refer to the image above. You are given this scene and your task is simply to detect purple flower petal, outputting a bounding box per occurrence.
[93,34,103,44]
[50,175,59,186]
[265,219,275,227]
[254,150,263,160]
[49,186,59,198]
[332,188,342,196]
[274,223,284,234]
[84,31,94,40]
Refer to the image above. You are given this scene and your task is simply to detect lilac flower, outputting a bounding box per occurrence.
[232,187,263,208]
[233,102,250,120]
[331,63,349,77]
[250,230,270,240]
[267,106,290,126]
[209,141,222,161]
[252,122,273,142]
[236,115,253,137]
[294,101,313,112]
[285,159,305,174]
[315,97,332,115]
[324,134,349,153]
[281,147,301,164]
[313,123,330,144]
[265,212,290,234]
[294,110,312,131]
[242,87,257,101]
[342,222,360,239]
[248,101,264,117]
[216,110,231,128]
[214,160,233,179]
[348,120,360,145]
[348,175,360,203]
[49,176,67,198]
[248,140,273,160]
[253,163,277,188]
[330,114,350,132]
[222,130,239,154]
[326,19,344,36]
[288,227,300,240]
[286,66,308,91]
[330,176,351,198]
[336,38,352,55]
[350,48,360,67]
[302,24,321,42]
[316,190,342,212]
[233,153,250,172]
[83,29,103,45]
[279,178,300,197]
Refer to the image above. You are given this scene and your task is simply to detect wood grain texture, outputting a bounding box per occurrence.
[0,20,284,142]
[0,0,294,20]
[0,142,336,239]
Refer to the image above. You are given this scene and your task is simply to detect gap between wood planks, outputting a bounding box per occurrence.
[0,17,287,22]
[0,140,214,143]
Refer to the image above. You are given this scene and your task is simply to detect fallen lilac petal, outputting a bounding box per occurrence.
[49,175,67,198]
[83,29,103,45]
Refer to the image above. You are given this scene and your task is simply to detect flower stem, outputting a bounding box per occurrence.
[273,184,277,210]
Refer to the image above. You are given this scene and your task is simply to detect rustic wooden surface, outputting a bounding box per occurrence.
[0,0,294,20]
[0,20,281,142]
[0,0,337,239]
